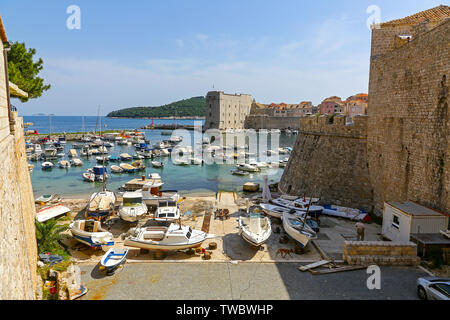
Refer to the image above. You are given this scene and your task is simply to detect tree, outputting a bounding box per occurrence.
[7,42,50,102]
[35,219,67,254]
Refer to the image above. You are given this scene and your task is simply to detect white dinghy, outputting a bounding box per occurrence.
[69,219,114,250]
[124,223,215,251]
[100,248,129,272]
[36,204,71,223]
[238,212,272,247]
[282,211,317,248]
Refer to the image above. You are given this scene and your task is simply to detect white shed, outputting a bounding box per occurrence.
[382,201,449,242]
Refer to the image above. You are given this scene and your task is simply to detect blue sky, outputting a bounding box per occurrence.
[0,0,446,115]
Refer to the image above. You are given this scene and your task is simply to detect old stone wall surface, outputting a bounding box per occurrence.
[343,241,420,266]
[368,20,450,214]
[244,114,301,130]
[279,115,373,212]
[0,113,37,299]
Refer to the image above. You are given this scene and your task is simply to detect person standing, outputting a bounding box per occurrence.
[355,222,365,241]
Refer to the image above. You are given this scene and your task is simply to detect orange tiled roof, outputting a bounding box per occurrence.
[381,5,450,27]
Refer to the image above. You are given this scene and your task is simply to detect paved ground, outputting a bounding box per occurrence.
[79,263,427,300]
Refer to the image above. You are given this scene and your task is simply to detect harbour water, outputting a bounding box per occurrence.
[26,117,297,197]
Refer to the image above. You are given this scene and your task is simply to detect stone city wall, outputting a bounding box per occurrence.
[0,112,38,299]
[279,115,373,212]
[244,114,301,130]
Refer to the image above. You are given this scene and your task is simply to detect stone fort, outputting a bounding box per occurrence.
[280,6,450,215]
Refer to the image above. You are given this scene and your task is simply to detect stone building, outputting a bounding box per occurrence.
[0,15,38,299]
[318,96,345,115]
[344,94,368,117]
[204,91,252,130]
[280,6,450,215]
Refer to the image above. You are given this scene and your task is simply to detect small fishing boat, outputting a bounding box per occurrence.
[59,160,71,168]
[87,191,116,219]
[148,173,162,180]
[231,169,249,176]
[236,164,260,173]
[322,205,371,222]
[36,204,71,223]
[151,161,164,168]
[68,149,78,158]
[69,219,114,249]
[109,156,120,162]
[100,248,129,272]
[110,165,124,173]
[118,192,148,222]
[41,162,54,170]
[57,152,65,158]
[190,157,203,165]
[70,158,83,166]
[133,153,144,160]
[238,212,272,247]
[96,156,110,163]
[259,203,303,219]
[154,200,181,222]
[120,163,137,173]
[131,160,146,171]
[271,198,324,217]
[174,159,190,166]
[83,170,95,182]
[35,194,54,204]
[282,211,317,248]
[124,223,215,251]
[119,153,132,161]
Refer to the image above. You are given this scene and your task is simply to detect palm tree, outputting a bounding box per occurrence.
[35,219,68,253]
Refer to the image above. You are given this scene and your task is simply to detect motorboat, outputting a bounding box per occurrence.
[271,198,323,217]
[231,169,249,176]
[41,162,54,170]
[70,158,83,166]
[148,173,161,180]
[169,136,183,144]
[96,156,110,163]
[71,143,83,149]
[190,157,203,165]
[131,160,146,171]
[174,159,190,166]
[238,212,272,247]
[83,171,95,182]
[100,248,129,272]
[118,192,148,222]
[110,165,124,173]
[98,146,108,154]
[117,139,129,145]
[86,190,116,219]
[44,148,57,158]
[68,149,78,158]
[80,146,92,157]
[138,149,153,159]
[93,166,109,181]
[109,156,120,162]
[124,223,215,251]
[236,164,260,173]
[56,152,65,158]
[133,153,144,160]
[119,153,132,161]
[154,200,181,222]
[120,163,138,173]
[59,160,71,168]
[282,211,317,248]
[69,219,114,249]
[36,204,71,223]
[151,161,164,168]
[35,194,55,204]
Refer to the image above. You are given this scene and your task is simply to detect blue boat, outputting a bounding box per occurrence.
[100,248,129,272]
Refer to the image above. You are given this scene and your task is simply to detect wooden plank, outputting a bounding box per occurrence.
[298,260,331,272]
[440,230,450,239]
[310,265,366,275]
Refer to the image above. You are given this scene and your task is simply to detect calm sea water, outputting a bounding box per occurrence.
[25,116,297,198]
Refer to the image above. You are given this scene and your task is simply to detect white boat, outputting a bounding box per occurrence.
[68,149,78,158]
[100,248,129,271]
[236,163,260,172]
[41,162,54,170]
[238,213,272,247]
[87,191,116,218]
[36,204,71,223]
[58,160,71,168]
[321,205,371,222]
[69,219,114,249]
[151,161,164,168]
[140,181,180,206]
[174,159,190,166]
[148,173,161,180]
[110,165,123,173]
[231,169,249,176]
[119,153,132,161]
[154,200,181,222]
[118,192,148,222]
[282,211,317,248]
[259,203,304,219]
[117,139,129,145]
[169,135,183,143]
[57,152,65,158]
[133,154,144,160]
[120,163,137,173]
[83,171,95,182]
[96,156,110,163]
[70,158,83,166]
[190,157,203,165]
[98,146,108,154]
[124,223,215,251]
[271,198,324,217]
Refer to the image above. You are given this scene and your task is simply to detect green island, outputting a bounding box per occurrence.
[106,96,206,118]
